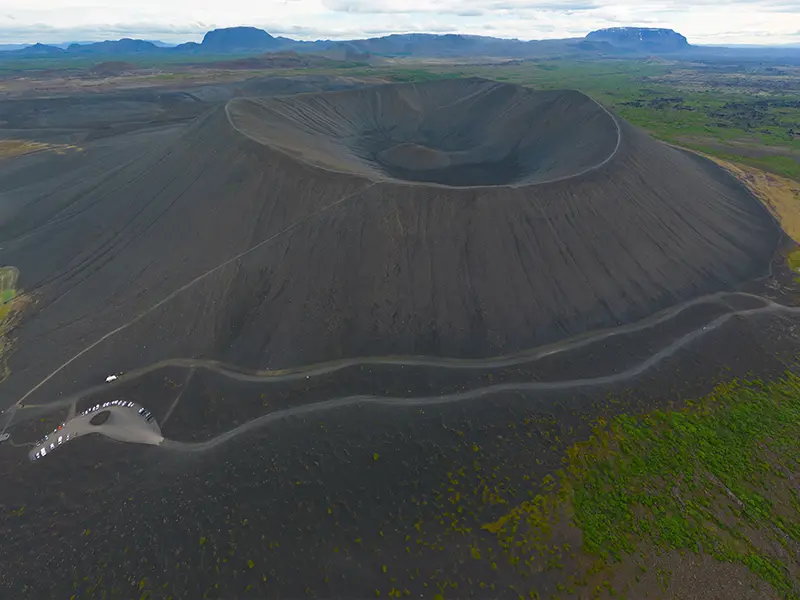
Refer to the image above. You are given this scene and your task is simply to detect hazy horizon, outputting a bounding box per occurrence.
[4,34,800,51]
[0,0,798,46]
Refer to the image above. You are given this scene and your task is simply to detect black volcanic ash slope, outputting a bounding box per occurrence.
[0,78,779,404]
[228,79,619,186]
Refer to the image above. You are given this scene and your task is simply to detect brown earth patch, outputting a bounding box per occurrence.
[705,156,800,242]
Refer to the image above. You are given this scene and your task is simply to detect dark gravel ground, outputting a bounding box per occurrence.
[60,290,762,444]
[0,77,794,599]
[0,78,780,409]
[2,289,800,599]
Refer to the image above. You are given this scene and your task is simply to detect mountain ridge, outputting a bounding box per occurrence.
[2,25,691,58]
[585,27,689,52]
[4,26,797,61]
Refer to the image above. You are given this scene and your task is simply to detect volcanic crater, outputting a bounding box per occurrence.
[0,77,781,403]
[226,79,620,186]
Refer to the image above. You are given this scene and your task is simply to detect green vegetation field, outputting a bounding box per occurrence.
[401,373,800,599]
[557,373,800,596]
[0,266,18,318]
[0,266,21,381]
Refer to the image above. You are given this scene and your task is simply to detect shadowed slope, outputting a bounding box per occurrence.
[0,78,779,406]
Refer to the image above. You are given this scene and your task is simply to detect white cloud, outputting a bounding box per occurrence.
[0,0,796,44]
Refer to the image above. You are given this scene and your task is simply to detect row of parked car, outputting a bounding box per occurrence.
[138,406,155,423]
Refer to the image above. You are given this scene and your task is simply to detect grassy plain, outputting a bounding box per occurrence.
[0,267,23,382]
[0,139,52,159]
[0,140,80,159]
[368,373,800,599]
[491,373,800,598]
[0,267,18,319]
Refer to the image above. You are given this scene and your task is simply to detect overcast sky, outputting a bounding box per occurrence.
[0,0,798,45]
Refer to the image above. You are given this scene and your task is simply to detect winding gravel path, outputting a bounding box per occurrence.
[162,295,796,453]
[8,291,796,457]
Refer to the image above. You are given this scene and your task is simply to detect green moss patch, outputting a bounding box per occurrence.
[788,249,800,273]
[477,374,800,597]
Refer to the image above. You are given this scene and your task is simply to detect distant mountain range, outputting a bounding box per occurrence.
[65,38,166,55]
[0,26,693,58]
[1,26,798,61]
